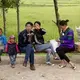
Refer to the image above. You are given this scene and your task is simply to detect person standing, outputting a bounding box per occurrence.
[0,28,7,62]
[5,35,19,68]
[18,22,35,70]
[56,20,76,69]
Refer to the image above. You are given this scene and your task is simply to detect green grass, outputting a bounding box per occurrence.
[21,0,80,5]
[0,0,80,41]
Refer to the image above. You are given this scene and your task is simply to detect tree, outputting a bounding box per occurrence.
[0,0,14,35]
[53,0,60,35]
[0,0,21,35]
[11,0,20,34]
[16,0,20,34]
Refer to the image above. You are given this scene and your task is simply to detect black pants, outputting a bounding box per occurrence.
[56,46,75,63]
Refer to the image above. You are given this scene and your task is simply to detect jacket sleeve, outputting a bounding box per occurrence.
[16,44,20,52]
[40,28,46,35]
[3,36,7,47]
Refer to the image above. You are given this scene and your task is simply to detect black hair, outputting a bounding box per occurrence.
[34,21,41,26]
[59,19,69,26]
[25,22,33,27]
[0,28,2,32]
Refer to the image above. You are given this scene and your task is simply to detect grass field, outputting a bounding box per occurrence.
[0,0,80,41]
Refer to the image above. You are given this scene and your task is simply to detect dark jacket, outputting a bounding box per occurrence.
[6,43,18,56]
[34,28,46,44]
[18,29,34,48]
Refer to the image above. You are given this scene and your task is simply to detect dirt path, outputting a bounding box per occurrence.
[0,55,80,80]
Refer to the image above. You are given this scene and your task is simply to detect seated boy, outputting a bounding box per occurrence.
[0,28,7,62]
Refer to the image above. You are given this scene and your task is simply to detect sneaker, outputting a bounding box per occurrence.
[23,61,27,67]
[46,62,52,65]
[30,64,35,70]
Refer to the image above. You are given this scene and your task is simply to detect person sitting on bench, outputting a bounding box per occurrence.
[18,22,35,70]
[56,19,76,69]
[33,21,59,65]
[0,28,7,62]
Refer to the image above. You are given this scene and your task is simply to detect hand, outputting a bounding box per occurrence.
[56,40,60,42]
[27,33,34,36]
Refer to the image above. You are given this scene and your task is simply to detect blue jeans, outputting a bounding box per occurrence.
[20,44,34,64]
[9,55,16,65]
[35,43,55,62]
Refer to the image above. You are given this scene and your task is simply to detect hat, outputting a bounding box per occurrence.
[10,35,15,39]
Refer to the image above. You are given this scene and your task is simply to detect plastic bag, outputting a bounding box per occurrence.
[50,40,59,52]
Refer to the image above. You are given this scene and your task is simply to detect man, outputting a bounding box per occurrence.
[18,22,35,70]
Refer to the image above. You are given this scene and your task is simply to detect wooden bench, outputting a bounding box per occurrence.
[2,42,80,54]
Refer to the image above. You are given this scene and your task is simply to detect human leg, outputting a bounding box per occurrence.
[29,47,35,70]
[45,49,52,65]
[56,46,76,69]
[9,55,16,68]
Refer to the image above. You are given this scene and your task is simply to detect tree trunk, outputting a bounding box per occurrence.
[2,7,6,35]
[53,0,60,34]
[16,0,20,35]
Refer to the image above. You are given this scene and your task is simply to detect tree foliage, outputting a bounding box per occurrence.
[0,0,21,9]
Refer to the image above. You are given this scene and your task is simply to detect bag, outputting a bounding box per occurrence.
[50,40,59,52]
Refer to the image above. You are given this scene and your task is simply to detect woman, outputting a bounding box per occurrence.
[33,21,59,65]
[56,20,76,69]
[0,28,7,62]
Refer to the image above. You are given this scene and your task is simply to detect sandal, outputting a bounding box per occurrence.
[71,65,76,70]
[59,65,66,68]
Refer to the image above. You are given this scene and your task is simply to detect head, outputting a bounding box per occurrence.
[0,28,3,36]
[25,22,33,32]
[9,35,15,43]
[59,19,69,31]
[34,21,41,30]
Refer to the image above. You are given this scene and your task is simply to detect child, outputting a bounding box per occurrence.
[5,35,19,68]
[0,28,7,62]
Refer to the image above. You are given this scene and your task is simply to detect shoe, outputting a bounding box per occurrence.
[46,62,52,65]
[69,62,76,70]
[59,65,66,68]
[71,65,76,70]
[23,61,27,67]
[30,64,35,70]
[11,64,15,68]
